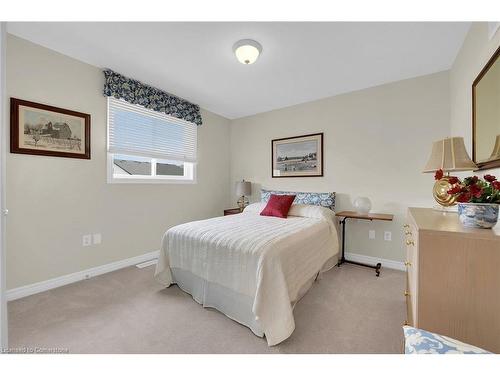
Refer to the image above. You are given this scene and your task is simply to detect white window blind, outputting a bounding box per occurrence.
[107,97,197,162]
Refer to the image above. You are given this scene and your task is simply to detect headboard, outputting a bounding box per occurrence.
[261,189,336,211]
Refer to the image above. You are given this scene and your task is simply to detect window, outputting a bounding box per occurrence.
[107,98,197,183]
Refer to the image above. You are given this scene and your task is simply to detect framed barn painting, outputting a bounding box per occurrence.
[271,133,323,178]
[10,98,91,159]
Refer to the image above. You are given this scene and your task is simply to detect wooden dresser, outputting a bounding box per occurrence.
[404,207,500,353]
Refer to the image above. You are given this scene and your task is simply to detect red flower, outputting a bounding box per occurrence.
[493,181,500,190]
[457,192,471,203]
[469,184,483,198]
[448,176,459,184]
[447,185,462,195]
[434,169,444,180]
[484,174,497,183]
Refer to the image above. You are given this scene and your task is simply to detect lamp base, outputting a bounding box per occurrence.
[433,176,457,208]
[237,196,249,211]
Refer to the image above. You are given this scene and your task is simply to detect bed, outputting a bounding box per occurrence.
[154,190,339,346]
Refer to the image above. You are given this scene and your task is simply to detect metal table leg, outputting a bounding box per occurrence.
[337,217,382,277]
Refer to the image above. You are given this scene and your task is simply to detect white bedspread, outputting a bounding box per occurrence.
[154,203,339,345]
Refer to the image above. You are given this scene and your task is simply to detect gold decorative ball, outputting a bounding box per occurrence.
[433,176,457,207]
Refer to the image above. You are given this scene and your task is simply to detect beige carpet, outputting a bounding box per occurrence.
[8,263,406,353]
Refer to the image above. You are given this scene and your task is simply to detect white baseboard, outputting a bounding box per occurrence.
[135,259,158,268]
[7,250,159,301]
[344,251,405,271]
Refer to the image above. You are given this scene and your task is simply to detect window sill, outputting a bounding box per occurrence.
[107,177,197,185]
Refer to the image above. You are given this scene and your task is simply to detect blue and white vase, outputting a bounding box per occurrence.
[457,203,499,229]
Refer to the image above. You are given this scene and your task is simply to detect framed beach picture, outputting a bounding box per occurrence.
[272,133,323,177]
[10,98,91,159]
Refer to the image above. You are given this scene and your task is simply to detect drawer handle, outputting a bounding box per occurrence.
[405,230,412,236]
[406,239,414,246]
[404,291,410,297]
[404,261,412,267]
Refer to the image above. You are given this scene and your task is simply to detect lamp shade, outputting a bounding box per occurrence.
[235,180,252,196]
[423,137,477,173]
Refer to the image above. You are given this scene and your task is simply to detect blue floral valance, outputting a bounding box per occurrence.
[103,69,202,126]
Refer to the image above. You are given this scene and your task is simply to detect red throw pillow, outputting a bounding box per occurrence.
[260,194,296,218]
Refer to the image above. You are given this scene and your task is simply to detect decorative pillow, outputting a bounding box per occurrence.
[243,202,267,214]
[260,194,296,218]
[288,204,336,222]
[403,326,490,354]
[261,189,335,210]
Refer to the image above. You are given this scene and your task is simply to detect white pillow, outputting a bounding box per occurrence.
[243,202,267,214]
[288,204,336,222]
[244,202,335,221]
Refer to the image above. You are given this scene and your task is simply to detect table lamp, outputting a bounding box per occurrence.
[235,180,252,211]
[423,137,477,208]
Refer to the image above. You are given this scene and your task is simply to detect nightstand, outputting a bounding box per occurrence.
[224,208,242,216]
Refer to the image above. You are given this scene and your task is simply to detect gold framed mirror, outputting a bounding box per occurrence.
[472,45,500,170]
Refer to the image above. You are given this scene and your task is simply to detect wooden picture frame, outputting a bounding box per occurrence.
[271,133,323,178]
[472,44,500,171]
[10,98,91,160]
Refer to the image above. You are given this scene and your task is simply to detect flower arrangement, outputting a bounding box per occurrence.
[434,169,500,204]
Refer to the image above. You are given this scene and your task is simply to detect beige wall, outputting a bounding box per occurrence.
[450,22,500,174]
[6,35,231,289]
[230,72,451,262]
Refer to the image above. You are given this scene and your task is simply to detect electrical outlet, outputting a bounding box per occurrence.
[369,230,376,239]
[384,231,392,241]
[82,234,92,247]
[93,233,102,245]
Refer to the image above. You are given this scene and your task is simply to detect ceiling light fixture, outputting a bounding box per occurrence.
[233,39,262,65]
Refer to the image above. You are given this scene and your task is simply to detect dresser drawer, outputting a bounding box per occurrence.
[405,274,414,326]
[404,221,418,325]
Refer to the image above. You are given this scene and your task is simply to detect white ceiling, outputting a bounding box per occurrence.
[7,22,470,119]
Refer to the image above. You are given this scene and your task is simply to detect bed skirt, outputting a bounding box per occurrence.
[169,254,338,343]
